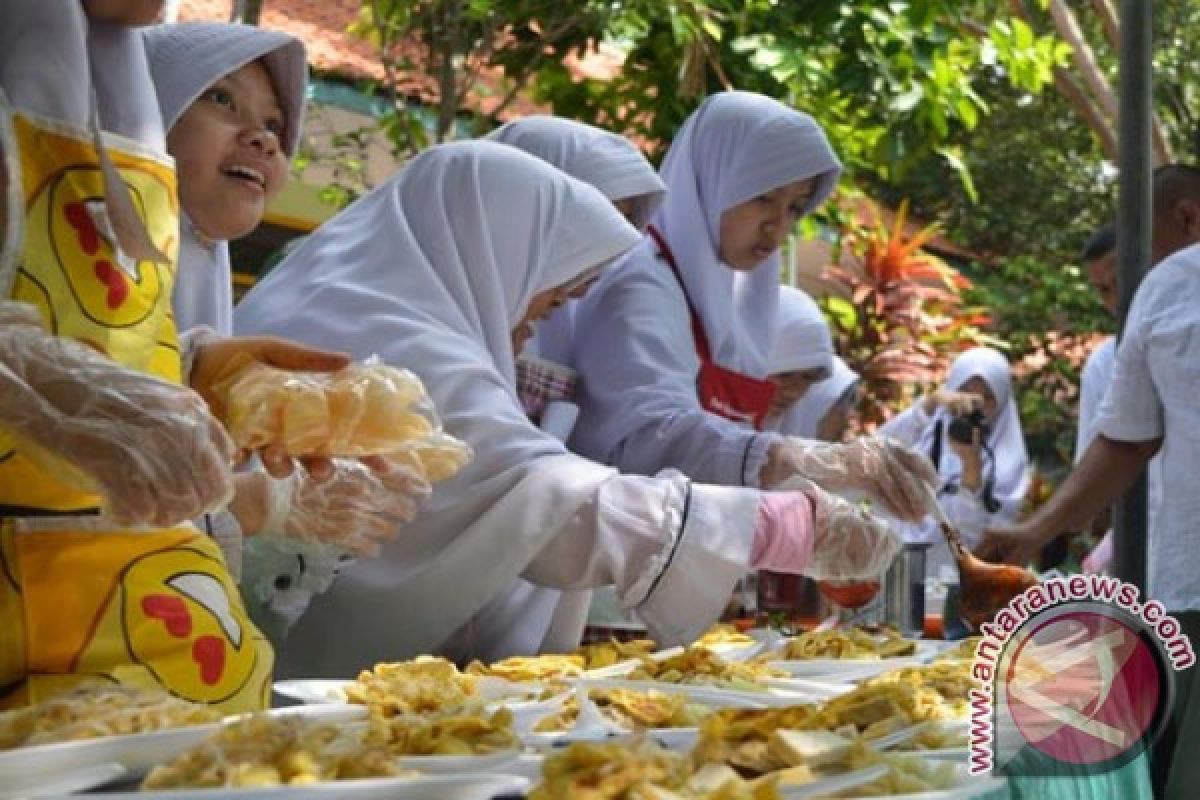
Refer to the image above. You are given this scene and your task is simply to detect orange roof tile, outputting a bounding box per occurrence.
[176,0,612,119]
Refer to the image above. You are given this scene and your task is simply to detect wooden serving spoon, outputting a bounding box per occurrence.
[925,485,1039,631]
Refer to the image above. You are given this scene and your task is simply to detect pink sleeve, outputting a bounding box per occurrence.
[750,491,816,573]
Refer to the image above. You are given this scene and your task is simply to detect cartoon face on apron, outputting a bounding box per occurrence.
[0,100,271,713]
[647,225,777,430]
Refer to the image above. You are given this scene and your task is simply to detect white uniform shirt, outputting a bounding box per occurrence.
[235,142,764,672]
[1095,243,1200,611]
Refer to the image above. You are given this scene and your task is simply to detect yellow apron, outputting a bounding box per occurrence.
[0,105,272,713]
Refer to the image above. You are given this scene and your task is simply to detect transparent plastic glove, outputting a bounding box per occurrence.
[260,459,432,557]
[750,492,816,573]
[763,435,937,522]
[0,302,235,526]
[801,480,901,581]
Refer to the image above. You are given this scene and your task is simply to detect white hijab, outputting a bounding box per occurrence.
[487,115,666,230]
[920,347,1029,503]
[233,141,641,668]
[773,356,859,438]
[488,115,666,365]
[769,286,834,376]
[143,22,307,335]
[652,91,841,375]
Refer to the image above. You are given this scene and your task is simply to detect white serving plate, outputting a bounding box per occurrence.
[0,704,368,799]
[394,749,521,774]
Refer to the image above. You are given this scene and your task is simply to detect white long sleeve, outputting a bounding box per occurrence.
[523,471,760,647]
[571,252,780,487]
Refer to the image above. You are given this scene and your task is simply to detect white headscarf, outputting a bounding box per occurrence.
[653,91,841,375]
[488,116,666,230]
[143,22,307,335]
[769,286,834,376]
[233,141,641,666]
[920,347,1029,503]
[772,356,859,438]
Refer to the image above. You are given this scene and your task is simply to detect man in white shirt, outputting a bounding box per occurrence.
[1074,224,1163,573]
[980,165,1200,798]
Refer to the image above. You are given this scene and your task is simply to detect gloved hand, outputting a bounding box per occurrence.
[761,435,937,522]
[260,458,432,557]
[0,302,235,526]
[752,483,900,580]
[804,480,901,580]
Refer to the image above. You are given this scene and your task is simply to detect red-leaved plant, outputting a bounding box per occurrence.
[818,197,995,430]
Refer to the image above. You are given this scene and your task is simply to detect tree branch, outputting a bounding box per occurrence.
[1088,0,1121,51]
[1048,0,1117,120]
[1052,67,1117,160]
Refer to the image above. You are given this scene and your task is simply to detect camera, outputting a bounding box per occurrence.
[947,409,989,445]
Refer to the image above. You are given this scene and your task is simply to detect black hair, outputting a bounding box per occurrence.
[1081,222,1116,263]
[1153,164,1200,218]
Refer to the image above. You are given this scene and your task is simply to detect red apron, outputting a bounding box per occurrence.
[647,225,777,430]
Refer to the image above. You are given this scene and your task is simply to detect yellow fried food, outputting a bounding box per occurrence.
[779,628,917,661]
[692,707,823,776]
[0,683,221,750]
[466,653,587,682]
[694,625,755,649]
[215,358,471,483]
[142,717,406,788]
[573,639,658,669]
[932,636,983,663]
[534,689,705,732]
[530,739,777,800]
[629,648,783,690]
[363,708,517,756]
[344,656,480,716]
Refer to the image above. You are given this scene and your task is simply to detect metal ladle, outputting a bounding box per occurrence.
[924,484,1039,631]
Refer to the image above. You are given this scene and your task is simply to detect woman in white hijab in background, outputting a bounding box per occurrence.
[783,357,861,442]
[488,115,666,231]
[764,286,835,432]
[571,91,937,524]
[880,347,1030,581]
[234,141,895,670]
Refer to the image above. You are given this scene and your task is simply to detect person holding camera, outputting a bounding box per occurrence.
[879,348,1031,617]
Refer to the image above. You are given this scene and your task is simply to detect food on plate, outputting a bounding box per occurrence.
[932,636,983,663]
[807,663,974,742]
[826,742,960,796]
[466,653,587,682]
[692,707,823,775]
[344,656,481,715]
[363,708,518,756]
[628,647,784,690]
[214,356,470,480]
[534,689,707,732]
[778,628,917,661]
[694,625,756,649]
[0,683,220,750]
[529,739,778,800]
[142,716,405,788]
[573,639,658,669]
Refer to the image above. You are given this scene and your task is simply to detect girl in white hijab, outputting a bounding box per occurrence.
[571,91,937,523]
[143,22,307,337]
[880,347,1031,579]
[145,23,428,643]
[764,286,835,432]
[784,357,861,441]
[233,141,899,669]
[488,115,666,230]
[483,116,667,652]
